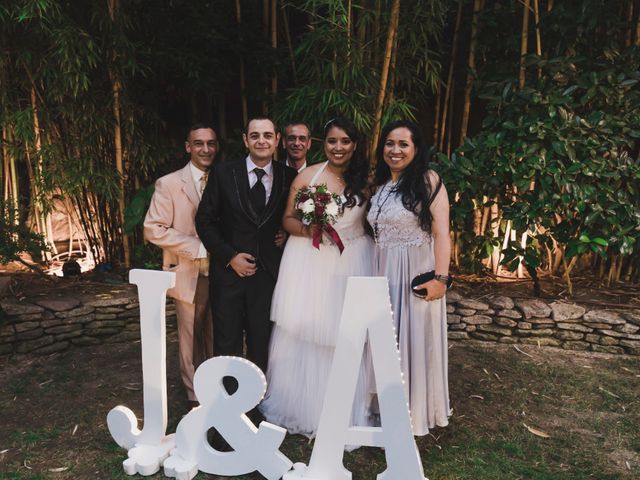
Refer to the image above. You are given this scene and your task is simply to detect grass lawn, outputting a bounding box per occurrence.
[0,333,638,479]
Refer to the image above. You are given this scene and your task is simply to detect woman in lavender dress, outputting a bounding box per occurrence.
[367,120,451,436]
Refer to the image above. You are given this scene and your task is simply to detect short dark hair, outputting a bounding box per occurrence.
[186,123,217,141]
[245,116,278,134]
[283,120,311,135]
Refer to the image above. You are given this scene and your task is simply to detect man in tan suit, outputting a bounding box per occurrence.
[144,123,217,407]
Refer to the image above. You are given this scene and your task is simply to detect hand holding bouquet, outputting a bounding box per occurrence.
[294,184,344,253]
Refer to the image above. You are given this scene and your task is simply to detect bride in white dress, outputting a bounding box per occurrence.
[260,118,374,436]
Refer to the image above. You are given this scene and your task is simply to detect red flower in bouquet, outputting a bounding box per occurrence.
[294,183,344,253]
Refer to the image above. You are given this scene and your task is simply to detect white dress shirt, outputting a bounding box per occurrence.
[246,156,273,201]
[189,161,208,199]
[189,161,208,259]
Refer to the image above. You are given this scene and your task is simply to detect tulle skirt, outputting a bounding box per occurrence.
[260,233,375,436]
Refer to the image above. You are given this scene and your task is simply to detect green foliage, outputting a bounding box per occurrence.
[275,0,447,154]
[123,184,154,234]
[438,47,640,272]
[0,201,48,265]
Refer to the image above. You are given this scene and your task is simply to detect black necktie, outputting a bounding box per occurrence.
[250,168,266,215]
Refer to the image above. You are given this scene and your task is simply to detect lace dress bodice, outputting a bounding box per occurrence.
[367,181,431,248]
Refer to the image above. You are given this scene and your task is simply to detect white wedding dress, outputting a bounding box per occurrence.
[260,162,374,436]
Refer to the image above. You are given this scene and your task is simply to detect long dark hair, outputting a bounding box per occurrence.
[323,117,368,208]
[373,120,442,232]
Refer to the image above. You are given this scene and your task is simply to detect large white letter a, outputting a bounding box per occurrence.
[285,276,427,480]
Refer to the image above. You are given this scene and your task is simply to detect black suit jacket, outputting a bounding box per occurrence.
[195,158,297,284]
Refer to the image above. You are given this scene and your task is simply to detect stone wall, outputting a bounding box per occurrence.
[1,284,639,356]
[0,284,176,356]
[445,291,640,356]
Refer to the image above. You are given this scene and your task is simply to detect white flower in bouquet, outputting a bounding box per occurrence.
[325,200,339,216]
[301,198,315,214]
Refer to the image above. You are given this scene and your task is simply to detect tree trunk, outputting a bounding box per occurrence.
[370,0,401,165]
[518,0,530,89]
[236,0,248,127]
[439,0,463,151]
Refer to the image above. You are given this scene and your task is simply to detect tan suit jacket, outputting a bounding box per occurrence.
[144,162,202,303]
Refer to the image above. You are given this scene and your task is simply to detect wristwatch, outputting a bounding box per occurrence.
[434,274,451,285]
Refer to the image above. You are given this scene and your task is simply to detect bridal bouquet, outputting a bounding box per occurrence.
[294,184,344,254]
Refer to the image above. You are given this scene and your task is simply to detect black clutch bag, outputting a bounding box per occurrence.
[411,271,453,298]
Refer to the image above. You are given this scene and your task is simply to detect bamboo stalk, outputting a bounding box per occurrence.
[439,0,463,152]
[458,0,480,147]
[562,255,578,296]
[518,0,530,89]
[498,219,512,275]
[445,77,455,158]
[281,2,297,84]
[433,82,442,146]
[533,0,541,78]
[2,126,9,203]
[625,0,634,47]
[108,0,131,268]
[373,0,381,69]
[235,0,248,127]
[31,87,56,259]
[8,128,19,221]
[636,0,640,46]
[370,0,401,165]
[271,0,278,98]
[479,198,490,235]
[490,201,500,273]
[347,0,352,59]
[262,0,270,115]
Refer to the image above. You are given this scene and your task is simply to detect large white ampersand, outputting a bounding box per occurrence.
[164,356,292,480]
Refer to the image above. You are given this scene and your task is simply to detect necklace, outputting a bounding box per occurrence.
[372,181,397,243]
[325,164,345,185]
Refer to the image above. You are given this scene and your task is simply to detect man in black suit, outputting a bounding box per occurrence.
[196,117,297,374]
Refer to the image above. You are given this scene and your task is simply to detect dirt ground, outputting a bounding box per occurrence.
[0,269,639,479]
[0,332,638,479]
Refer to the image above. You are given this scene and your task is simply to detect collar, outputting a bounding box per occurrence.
[246,155,273,176]
[287,158,307,172]
[189,161,208,182]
